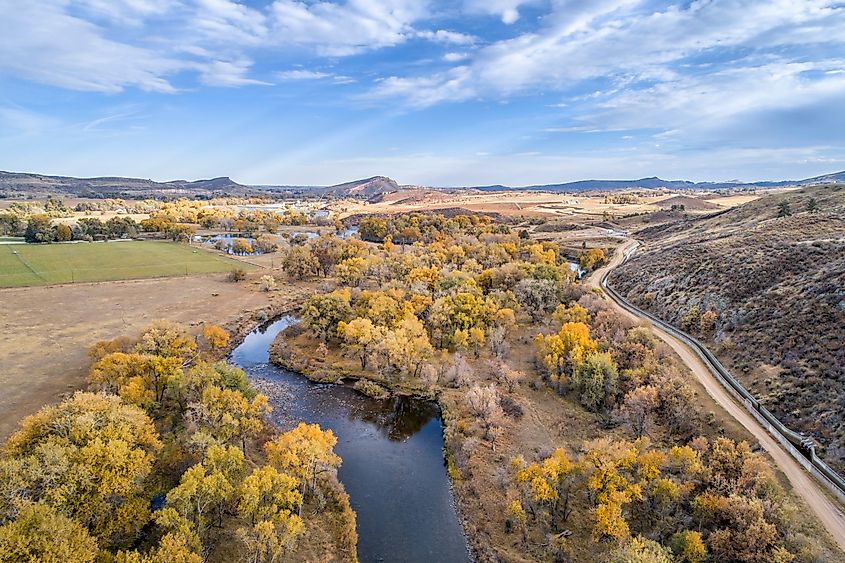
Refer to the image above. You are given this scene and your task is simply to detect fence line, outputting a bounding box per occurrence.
[601,245,845,505]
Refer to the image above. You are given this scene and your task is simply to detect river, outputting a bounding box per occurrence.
[230,316,470,563]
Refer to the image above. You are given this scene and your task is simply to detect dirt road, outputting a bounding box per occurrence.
[591,240,845,553]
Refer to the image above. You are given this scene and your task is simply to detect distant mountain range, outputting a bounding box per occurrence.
[469,171,845,192]
[0,171,255,199]
[1,169,843,200]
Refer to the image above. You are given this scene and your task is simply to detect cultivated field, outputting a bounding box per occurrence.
[0,240,247,287]
[331,189,762,219]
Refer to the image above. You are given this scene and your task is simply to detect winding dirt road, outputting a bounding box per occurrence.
[590,240,845,553]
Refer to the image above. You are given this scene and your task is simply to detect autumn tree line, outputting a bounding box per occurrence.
[277,212,830,562]
[0,196,334,244]
[0,321,353,562]
[281,214,607,385]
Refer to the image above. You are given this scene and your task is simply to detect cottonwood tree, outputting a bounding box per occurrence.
[581,438,642,541]
[231,238,253,255]
[2,393,161,547]
[669,530,707,563]
[265,423,341,510]
[618,386,659,438]
[377,314,433,379]
[468,326,485,359]
[236,467,304,563]
[89,352,183,408]
[300,289,353,342]
[310,235,342,276]
[335,257,367,286]
[190,387,270,451]
[608,536,673,563]
[0,503,98,563]
[514,278,559,322]
[578,248,607,271]
[201,325,230,352]
[336,317,385,369]
[534,322,598,389]
[165,445,245,541]
[512,448,582,528]
[283,246,318,280]
[552,302,590,325]
[135,320,197,360]
[570,352,618,413]
[466,384,504,449]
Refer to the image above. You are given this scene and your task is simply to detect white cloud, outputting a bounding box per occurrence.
[275,70,334,80]
[444,52,470,62]
[268,0,433,55]
[74,0,176,25]
[374,1,845,117]
[462,0,541,24]
[0,0,464,93]
[199,59,272,86]
[416,29,476,45]
[0,1,183,93]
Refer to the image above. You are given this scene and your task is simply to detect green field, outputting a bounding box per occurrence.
[0,241,250,287]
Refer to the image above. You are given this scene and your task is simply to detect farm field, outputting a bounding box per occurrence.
[331,188,764,220]
[0,240,248,287]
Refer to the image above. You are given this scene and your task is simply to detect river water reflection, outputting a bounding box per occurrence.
[231,316,470,563]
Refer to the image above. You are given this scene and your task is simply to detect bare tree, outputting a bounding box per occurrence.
[466,384,505,449]
[617,385,659,438]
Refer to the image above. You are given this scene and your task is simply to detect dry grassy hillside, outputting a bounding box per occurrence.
[611,184,845,471]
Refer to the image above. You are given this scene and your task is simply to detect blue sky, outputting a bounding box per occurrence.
[1,0,844,186]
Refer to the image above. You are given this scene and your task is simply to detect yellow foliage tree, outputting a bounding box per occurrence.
[135,320,197,359]
[193,386,271,451]
[89,352,184,408]
[534,322,597,387]
[2,392,161,547]
[202,325,230,352]
[377,314,434,379]
[552,302,590,325]
[0,502,98,563]
[336,317,386,369]
[265,423,341,509]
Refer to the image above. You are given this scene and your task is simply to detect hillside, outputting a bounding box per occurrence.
[610,184,845,471]
[318,176,401,199]
[0,171,254,198]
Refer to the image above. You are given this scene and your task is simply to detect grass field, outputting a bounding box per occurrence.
[0,241,250,287]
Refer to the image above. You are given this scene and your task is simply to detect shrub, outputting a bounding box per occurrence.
[353,379,389,399]
[259,275,277,292]
[228,269,247,282]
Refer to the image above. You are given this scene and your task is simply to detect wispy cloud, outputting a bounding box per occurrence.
[275,70,334,80]
[0,0,472,92]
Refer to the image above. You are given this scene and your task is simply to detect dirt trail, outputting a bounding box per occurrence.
[590,241,845,553]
